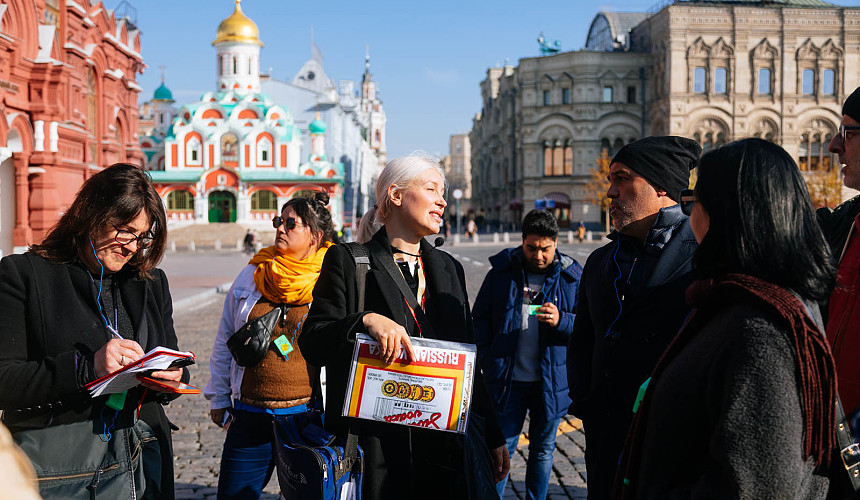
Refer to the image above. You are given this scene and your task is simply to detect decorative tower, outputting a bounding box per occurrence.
[309,113,327,163]
[212,0,263,94]
[150,70,175,136]
[359,47,387,161]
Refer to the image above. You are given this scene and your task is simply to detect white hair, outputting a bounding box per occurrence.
[355,152,447,243]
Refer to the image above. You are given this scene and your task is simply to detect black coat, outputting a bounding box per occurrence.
[301,228,504,500]
[0,252,185,499]
[568,205,697,499]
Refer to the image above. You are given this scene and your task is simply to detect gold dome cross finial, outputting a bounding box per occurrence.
[213,0,263,47]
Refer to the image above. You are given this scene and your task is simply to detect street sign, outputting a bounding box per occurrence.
[452,188,463,200]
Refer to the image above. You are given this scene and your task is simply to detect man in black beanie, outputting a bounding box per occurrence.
[819,87,860,418]
[568,136,701,499]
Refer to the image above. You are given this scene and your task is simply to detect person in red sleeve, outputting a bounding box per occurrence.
[819,86,860,415]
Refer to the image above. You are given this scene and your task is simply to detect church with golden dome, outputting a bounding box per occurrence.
[140,0,385,228]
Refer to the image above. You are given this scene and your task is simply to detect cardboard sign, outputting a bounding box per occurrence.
[343,334,476,434]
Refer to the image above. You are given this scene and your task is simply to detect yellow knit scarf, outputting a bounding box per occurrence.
[250,242,332,305]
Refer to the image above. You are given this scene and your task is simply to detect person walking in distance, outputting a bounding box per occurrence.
[567,136,701,499]
[473,209,582,499]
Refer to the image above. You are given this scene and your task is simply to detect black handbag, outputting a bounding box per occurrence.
[829,398,860,499]
[226,304,283,366]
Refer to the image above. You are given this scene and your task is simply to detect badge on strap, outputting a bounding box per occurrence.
[273,335,293,359]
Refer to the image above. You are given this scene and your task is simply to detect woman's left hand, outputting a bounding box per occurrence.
[140,367,182,391]
[492,444,510,484]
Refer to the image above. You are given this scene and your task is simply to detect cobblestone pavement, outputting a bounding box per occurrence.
[162,241,596,499]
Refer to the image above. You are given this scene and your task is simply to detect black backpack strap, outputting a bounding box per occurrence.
[340,242,370,476]
[344,242,370,311]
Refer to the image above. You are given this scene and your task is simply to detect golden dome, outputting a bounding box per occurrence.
[212,0,263,47]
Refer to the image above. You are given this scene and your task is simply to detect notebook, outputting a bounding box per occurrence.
[85,346,195,397]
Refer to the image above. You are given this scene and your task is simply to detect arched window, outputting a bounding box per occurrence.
[257,136,272,166]
[798,134,810,171]
[251,190,278,211]
[232,56,238,74]
[543,139,573,176]
[823,70,835,95]
[802,69,815,95]
[292,189,317,200]
[186,135,202,165]
[166,190,193,210]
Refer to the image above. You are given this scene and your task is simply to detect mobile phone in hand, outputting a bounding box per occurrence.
[221,410,234,430]
[137,374,200,394]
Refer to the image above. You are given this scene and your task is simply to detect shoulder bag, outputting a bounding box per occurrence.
[226,304,283,367]
[830,397,860,499]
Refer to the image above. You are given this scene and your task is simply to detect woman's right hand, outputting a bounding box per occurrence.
[362,313,416,365]
[210,408,227,427]
[93,338,146,378]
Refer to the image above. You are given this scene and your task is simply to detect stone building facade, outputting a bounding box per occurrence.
[0,0,144,256]
[471,0,860,229]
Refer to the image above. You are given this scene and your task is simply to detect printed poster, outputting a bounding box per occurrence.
[342,333,476,434]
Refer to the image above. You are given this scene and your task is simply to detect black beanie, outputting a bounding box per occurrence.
[611,136,702,202]
[843,86,860,122]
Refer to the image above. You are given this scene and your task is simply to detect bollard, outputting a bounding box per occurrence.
[472,233,479,244]
[493,233,499,243]
[169,240,176,253]
[586,231,593,242]
[567,231,574,244]
[188,240,196,252]
[236,239,243,251]
[454,234,461,245]
[503,233,510,243]
[214,239,221,251]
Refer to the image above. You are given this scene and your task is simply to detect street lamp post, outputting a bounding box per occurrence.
[452,188,463,237]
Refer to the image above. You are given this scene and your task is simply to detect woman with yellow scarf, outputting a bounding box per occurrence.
[204,192,335,499]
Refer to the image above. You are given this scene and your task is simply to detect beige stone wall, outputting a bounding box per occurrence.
[471,2,860,229]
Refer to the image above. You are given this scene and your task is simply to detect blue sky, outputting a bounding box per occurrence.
[122,0,860,159]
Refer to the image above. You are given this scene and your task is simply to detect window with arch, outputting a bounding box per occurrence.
[714,67,727,94]
[543,139,572,176]
[186,135,202,165]
[823,70,835,95]
[758,68,771,94]
[232,56,238,74]
[257,136,272,166]
[166,190,193,210]
[802,69,815,95]
[693,67,706,93]
[251,190,278,211]
[798,133,832,171]
[292,189,318,200]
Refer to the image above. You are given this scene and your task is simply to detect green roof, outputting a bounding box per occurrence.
[309,118,327,134]
[153,82,173,101]
[148,170,205,182]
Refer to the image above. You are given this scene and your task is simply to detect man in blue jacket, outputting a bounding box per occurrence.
[569,136,700,499]
[473,209,582,500]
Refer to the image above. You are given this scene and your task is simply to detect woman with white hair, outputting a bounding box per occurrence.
[301,154,509,499]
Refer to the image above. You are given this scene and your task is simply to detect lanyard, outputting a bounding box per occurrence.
[522,269,547,305]
[399,257,426,337]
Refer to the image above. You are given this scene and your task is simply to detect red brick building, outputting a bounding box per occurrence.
[0,0,144,256]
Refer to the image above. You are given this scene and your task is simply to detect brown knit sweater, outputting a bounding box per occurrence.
[239,298,315,409]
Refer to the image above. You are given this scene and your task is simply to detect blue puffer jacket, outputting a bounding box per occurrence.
[473,246,582,418]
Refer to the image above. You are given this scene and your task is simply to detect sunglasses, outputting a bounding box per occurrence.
[839,124,860,143]
[272,216,306,230]
[680,189,696,216]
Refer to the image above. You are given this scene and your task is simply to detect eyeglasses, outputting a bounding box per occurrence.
[680,189,696,216]
[113,225,153,249]
[839,124,860,144]
[272,216,306,231]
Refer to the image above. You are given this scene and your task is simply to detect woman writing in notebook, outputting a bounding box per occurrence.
[0,164,188,499]
[302,154,509,499]
[204,192,336,499]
